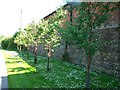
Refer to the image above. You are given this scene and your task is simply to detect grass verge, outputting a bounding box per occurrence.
[1,50,120,88]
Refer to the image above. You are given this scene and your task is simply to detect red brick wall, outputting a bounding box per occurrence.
[44,3,118,28]
[29,3,119,77]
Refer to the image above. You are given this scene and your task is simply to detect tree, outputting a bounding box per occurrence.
[59,18,74,61]
[20,29,33,59]
[42,8,66,71]
[2,36,17,50]
[25,21,44,64]
[59,3,78,61]
[14,31,25,53]
[65,2,117,88]
[59,4,73,61]
[14,29,32,58]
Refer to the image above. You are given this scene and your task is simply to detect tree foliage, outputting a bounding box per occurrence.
[14,7,66,66]
[64,2,117,88]
[1,36,17,50]
[41,8,66,71]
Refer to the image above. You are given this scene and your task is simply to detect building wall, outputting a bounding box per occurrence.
[29,3,119,77]
[92,27,119,77]
[29,26,119,78]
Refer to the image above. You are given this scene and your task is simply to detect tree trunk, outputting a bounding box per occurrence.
[63,41,68,61]
[34,45,37,64]
[86,53,91,89]
[27,46,29,59]
[19,45,23,56]
[70,4,73,23]
[63,4,72,61]
[86,29,92,88]
[17,45,19,53]
[20,45,21,52]
[47,46,51,71]
[86,18,92,88]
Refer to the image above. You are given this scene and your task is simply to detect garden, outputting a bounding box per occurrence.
[0,2,119,89]
[1,50,119,88]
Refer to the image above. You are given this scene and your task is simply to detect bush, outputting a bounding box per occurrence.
[1,36,17,50]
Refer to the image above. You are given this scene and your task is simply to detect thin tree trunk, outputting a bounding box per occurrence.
[65,41,68,55]
[86,29,92,88]
[17,45,19,53]
[86,53,91,89]
[47,45,51,71]
[86,4,92,87]
[34,45,37,64]
[63,4,72,61]
[18,45,23,56]
[27,46,29,59]
[19,45,21,53]
[70,4,73,23]
[63,41,68,61]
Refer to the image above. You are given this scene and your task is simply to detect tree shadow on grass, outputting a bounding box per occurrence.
[8,67,35,72]
[5,51,120,88]
[18,52,47,70]
[6,59,22,64]
[7,57,20,60]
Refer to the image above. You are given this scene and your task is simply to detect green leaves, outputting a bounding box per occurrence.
[14,7,64,54]
[41,8,66,51]
[68,2,117,57]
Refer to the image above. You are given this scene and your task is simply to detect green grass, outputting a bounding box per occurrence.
[1,50,120,88]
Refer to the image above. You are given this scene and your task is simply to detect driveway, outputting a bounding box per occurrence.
[0,50,8,89]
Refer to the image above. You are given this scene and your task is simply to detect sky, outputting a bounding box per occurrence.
[0,0,66,37]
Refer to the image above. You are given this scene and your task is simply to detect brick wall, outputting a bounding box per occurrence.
[29,3,119,77]
[29,26,119,77]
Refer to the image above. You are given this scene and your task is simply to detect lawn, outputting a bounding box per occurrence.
[2,50,120,88]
